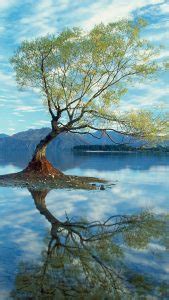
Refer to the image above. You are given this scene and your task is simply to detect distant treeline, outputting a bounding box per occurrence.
[73,144,169,152]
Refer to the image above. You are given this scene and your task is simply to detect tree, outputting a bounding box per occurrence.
[11,19,168,177]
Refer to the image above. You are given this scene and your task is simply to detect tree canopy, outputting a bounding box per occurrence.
[11,19,168,142]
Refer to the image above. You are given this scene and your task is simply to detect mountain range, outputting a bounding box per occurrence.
[0,134,9,139]
[0,128,168,171]
[0,127,145,157]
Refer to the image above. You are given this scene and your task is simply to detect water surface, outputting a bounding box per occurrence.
[0,152,168,299]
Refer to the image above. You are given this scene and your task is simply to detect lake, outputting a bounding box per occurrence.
[0,152,169,299]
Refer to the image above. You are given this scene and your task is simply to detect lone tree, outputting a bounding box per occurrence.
[11,19,168,177]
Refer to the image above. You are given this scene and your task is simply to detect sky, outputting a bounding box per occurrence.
[0,0,169,135]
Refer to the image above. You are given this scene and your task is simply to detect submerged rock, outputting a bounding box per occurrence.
[100,185,105,190]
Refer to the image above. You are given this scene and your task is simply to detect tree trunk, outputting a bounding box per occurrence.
[23,130,63,177]
[29,189,60,224]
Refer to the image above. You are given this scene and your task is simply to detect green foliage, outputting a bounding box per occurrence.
[123,110,169,142]
[11,19,168,141]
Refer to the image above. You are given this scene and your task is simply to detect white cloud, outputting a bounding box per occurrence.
[26,125,36,129]
[8,127,15,131]
[33,120,50,126]
[147,30,169,41]
[14,105,43,112]
[0,71,16,87]
[18,0,61,40]
[16,0,165,41]
[154,49,169,60]
[160,2,169,13]
[119,78,169,110]
[81,0,164,29]
[0,0,17,11]
[12,111,24,116]
[0,26,5,34]
[149,20,169,30]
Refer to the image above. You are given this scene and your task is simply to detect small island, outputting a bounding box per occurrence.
[73,144,169,153]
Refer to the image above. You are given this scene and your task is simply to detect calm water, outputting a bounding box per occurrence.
[0,152,169,299]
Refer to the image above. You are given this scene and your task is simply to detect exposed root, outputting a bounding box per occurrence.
[0,157,108,189]
[23,157,63,178]
[0,171,106,190]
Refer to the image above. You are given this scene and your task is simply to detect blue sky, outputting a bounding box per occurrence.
[0,0,169,135]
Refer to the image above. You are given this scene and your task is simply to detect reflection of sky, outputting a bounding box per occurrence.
[0,164,20,175]
[0,155,169,296]
[0,187,48,297]
[123,245,169,284]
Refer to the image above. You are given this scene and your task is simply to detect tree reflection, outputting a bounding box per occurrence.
[11,190,169,299]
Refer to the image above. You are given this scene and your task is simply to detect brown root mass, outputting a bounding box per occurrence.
[23,157,63,177]
[0,157,107,190]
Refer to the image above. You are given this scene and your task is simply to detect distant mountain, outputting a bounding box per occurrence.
[0,134,9,139]
[0,128,88,159]
[0,127,168,160]
[12,128,50,142]
[81,130,143,147]
[0,127,143,154]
